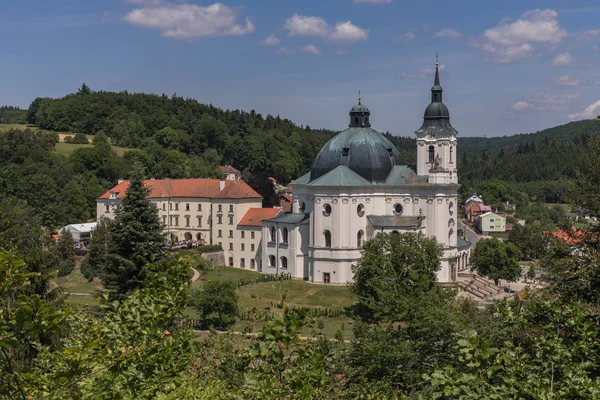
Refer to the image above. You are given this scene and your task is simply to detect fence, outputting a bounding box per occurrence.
[236,272,292,288]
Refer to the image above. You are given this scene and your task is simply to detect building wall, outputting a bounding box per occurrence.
[478,214,506,233]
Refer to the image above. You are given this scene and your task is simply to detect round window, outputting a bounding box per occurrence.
[393,203,403,215]
[357,203,365,217]
[323,203,332,216]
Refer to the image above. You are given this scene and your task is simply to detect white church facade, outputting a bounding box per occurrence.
[261,61,471,284]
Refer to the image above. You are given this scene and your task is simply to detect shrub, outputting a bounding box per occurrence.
[72,132,89,144]
[80,256,95,282]
[58,260,75,277]
[196,244,222,254]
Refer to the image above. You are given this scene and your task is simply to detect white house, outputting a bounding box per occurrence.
[59,223,98,243]
[261,61,471,284]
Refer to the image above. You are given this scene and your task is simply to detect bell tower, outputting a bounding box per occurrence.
[415,54,458,184]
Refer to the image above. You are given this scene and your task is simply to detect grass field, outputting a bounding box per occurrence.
[0,123,128,156]
[57,261,356,339]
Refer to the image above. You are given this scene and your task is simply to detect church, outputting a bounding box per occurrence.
[261,60,471,284]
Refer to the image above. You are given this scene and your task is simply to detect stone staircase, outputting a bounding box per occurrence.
[455,272,514,305]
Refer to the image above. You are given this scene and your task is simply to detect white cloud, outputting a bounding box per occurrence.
[284,14,328,37]
[552,52,573,66]
[435,28,461,39]
[330,21,369,43]
[473,9,567,63]
[283,13,368,44]
[578,29,600,41]
[554,75,580,86]
[276,44,320,55]
[336,49,348,55]
[569,100,600,119]
[125,0,163,5]
[300,44,320,54]
[397,31,415,43]
[354,0,391,3]
[511,92,579,112]
[261,34,280,46]
[401,64,446,79]
[123,2,255,38]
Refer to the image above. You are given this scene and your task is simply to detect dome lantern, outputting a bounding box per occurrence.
[349,90,371,128]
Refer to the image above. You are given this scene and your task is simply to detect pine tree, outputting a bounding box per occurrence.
[101,166,166,299]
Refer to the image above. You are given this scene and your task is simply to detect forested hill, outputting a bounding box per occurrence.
[458,119,600,156]
[26,85,336,183]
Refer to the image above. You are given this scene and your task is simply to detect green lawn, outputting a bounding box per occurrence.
[192,265,264,286]
[55,142,128,156]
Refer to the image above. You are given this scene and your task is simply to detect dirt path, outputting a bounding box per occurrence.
[191,267,200,282]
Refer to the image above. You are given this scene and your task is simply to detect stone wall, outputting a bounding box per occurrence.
[202,251,225,267]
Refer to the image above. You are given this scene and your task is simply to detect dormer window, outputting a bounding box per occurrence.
[342,147,350,156]
[109,191,118,200]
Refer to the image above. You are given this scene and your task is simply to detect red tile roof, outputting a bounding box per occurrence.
[480,205,493,212]
[220,165,240,174]
[99,179,261,200]
[213,180,261,199]
[238,208,281,227]
[280,194,293,203]
[280,202,292,213]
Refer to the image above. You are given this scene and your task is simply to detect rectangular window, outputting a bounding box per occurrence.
[197,203,202,211]
[490,219,495,223]
[229,257,233,267]
[218,205,222,212]
[175,203,179,211]
[170,203,173,211]
[169,216,173,226]
[251,259,255,269]
[162,203,166,211]
[217,216,222,224]
[241,231,245,239]
[186,203,190,211]
[241,243,245,251]
[240,258,245,268]
[197,216,202,227]
[218,230,222,238]
[229,243,233,251]
[185,216,190,227]
[228,216,234,225]
[174,216,179,227]
[105,204,110,213]
[229,205,234,213]
[251,244,255,252]
[251,231,255,239]
[229,230,233,238]
[162,215,166,225]
[218,241,222,247]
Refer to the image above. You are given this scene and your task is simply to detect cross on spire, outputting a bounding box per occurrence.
[358,90,361,105]
[436,52,439,67]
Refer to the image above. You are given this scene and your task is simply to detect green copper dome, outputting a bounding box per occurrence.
[310,99,403,183]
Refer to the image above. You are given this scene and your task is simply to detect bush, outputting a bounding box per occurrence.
[72,133,89,144]
[58,260,75,277]
[63,135,74,143]
[80,256,94,282]
[192,280,238,330]
[196,244,222,254]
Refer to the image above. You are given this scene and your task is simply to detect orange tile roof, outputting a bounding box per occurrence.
[99,178,261,200]
[280,194,293,203]
[281,202,292,213]
[238,208,281,227]
[212,180,262,199]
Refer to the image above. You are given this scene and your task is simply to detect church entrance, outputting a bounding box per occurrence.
[323,273,331,284]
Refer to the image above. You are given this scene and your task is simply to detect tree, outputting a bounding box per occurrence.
[101,166,166,299]
[351,232,448,322]
[470,238,522,285]
[81,217,111,281]
[56,230,76,277]
[193,280,238,329]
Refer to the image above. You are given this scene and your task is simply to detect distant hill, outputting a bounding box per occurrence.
[457,120,600,156]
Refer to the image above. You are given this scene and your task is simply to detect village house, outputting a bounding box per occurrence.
[477,212,506,235]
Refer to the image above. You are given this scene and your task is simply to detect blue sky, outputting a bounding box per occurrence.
[2,0,600,137]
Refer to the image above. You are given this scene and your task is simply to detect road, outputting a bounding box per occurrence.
[459,220,480,248]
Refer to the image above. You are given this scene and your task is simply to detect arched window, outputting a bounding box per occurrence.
[282,227,288,244]
[449,146,454,164]
[354,117,359,125]
[357,230,364,248]
[324,230,332,248]
[357,203,365,217]
[393,203,403,215]
[281,256,288,269]
[270,226,276,243]
[323,203,332,216]
[428,145,435,164]
[269,255,276,268]
[300,202,306,212]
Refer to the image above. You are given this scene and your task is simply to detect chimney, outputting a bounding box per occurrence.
[219,180,225,191]
[117,178,124,184]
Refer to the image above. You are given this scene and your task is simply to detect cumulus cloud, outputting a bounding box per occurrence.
[354,0,391,3]
[554,75,580,86]
[401,63,446,79]
[276,44,320,55]
[435,28,461,39]
[283,13,368,43]
[578,29,600,41]
[569,100,600,119]
[511,92,579,112]
[396,31,415,43]
[552,52,573,66]
[123,2,255,38]
[472,9,567,63]
[261,34,280,46]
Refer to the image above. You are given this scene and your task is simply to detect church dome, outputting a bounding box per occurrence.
[310,98,403,183]
[424,101,450,119]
